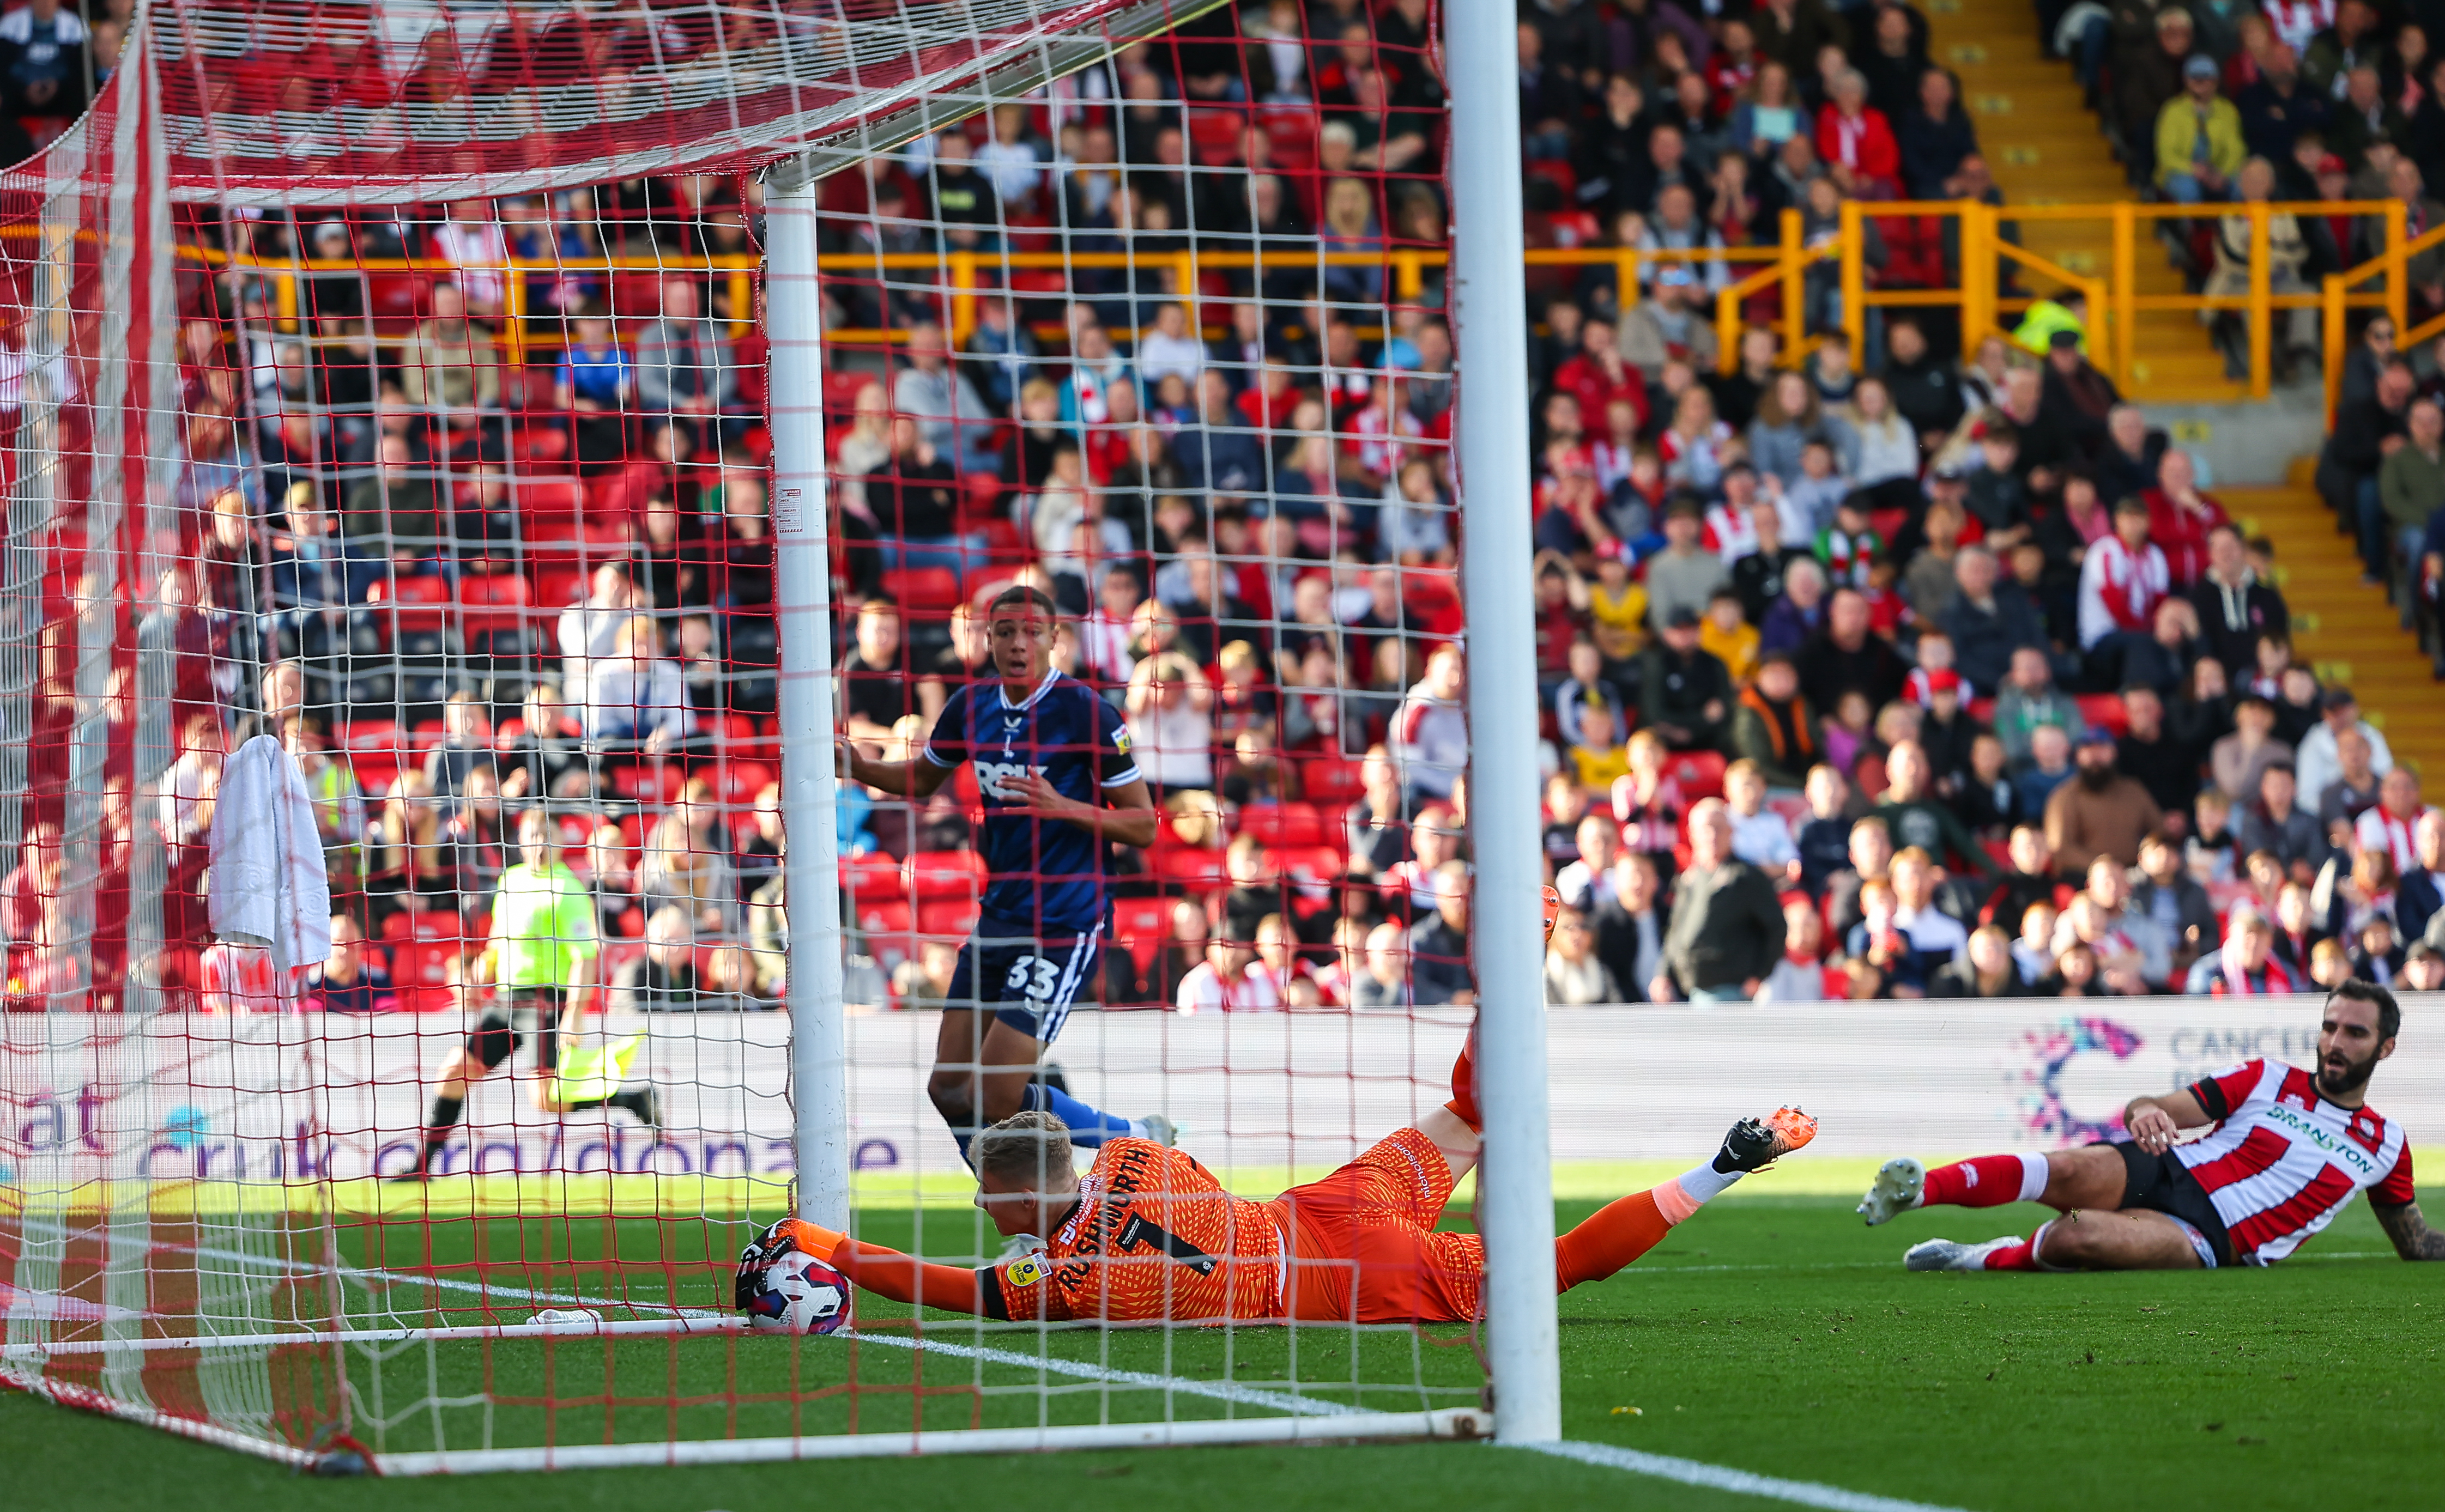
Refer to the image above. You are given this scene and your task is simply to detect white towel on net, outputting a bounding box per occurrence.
[208,732,331,973]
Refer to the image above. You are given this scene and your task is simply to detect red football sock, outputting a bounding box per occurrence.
[1448,1035,1480,1132]
[1923,1154,2044,1209]
[1981,1237,2038,1271]
[1553,1187,1674,1290]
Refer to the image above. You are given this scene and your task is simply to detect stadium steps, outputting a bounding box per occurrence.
[1926,0,2241,401]
[2223,462,2445,780]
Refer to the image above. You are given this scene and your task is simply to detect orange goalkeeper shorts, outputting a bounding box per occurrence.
[1272,1126,1485,1325]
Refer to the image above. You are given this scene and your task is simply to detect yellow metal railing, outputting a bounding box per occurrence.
[211,201,2435,416]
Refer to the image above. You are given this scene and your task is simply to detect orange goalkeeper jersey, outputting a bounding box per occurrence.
[981,1137,1289,1322]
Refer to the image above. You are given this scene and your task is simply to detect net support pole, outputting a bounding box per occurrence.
[1444,0,1563,1447]
[766,152,851,1230]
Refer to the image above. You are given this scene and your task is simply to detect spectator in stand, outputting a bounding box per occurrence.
[1653,798,1787,1004]
[423,691,493,801]
[397,282,500,425]
[840,597,954,744]
[2045,725,2163,872]
[1797,586,1907,709]
[633,276,741,452]
[1544,902,1621,1005]
[2242,760,2326,876]
[1407,862,1475,1006]
[1619,266,1720,375]
[0,0,87,122]
[1818,68,1901,198]
[2319,359,2413,584]
[2315,726,2384,844]
[1898,65,1980,198]
[1639,607,1736,753]
[585,615,694,751]
[311,914,398,1013]
[2378,398,2445,590]
[1346,745,1408,876]
[2157,53,2247,203]
[1875,739,1999,877]
[1124,651,1214,798]
[1645,498,1734,631]
[1938,546,2043,697]
[2141,450,2228,588]
[2212,691,2293,804]
[2115,683,2198,827]
[0,821,59,944]
[2187,523,2289,676]
[553,301,632,470]
[1390,642,1468,806]
[2295,684,2394,806]
[1347,920,1413,1012]
[865,415,975,572]
[559,561,643,713]
[499,683,590,804]
[894,321,999,478]
[2077,495,2171,689]
[609,907,705,1014]
[1732,650,1820,790]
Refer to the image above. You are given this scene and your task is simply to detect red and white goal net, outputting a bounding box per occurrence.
[1,0,1514,1473]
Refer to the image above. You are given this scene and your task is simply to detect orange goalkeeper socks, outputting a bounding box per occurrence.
[1553,1187,1675,1290]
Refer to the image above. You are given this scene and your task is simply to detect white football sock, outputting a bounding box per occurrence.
[2017,1152,2051,1204]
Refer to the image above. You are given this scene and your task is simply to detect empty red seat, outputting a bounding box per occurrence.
[458,573,531,637]
[368,574,451,632]
[904,848,989,901]
[516,476,583,517]
[917,900,978,938]
[390,940,459,990]
[2073,694,2129,735]
[1109,896,1173,981]
[1664,749,1728,800]
[1239,801,1324,849]
[1300,757,1364,805]
[882,566,961,613]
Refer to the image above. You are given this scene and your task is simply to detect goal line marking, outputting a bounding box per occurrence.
[1527,1440,1977,1512]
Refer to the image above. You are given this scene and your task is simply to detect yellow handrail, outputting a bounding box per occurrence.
[203,198,2431,413]
[2320,214,2445,422]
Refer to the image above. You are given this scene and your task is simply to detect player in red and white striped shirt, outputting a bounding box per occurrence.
[1856,982,2444,1269]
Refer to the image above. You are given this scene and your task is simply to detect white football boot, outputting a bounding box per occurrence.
[1904,1236,2022,1272]
[1856,1156,1927,1226]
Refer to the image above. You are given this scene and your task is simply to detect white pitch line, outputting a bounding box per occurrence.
[1527,1440,1980,1512]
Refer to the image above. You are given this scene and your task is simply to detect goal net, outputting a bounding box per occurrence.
[1,0,1517,1473]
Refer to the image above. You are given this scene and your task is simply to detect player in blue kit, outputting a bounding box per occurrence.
[840,586,1168,1164]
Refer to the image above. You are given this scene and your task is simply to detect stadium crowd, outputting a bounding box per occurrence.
[19,0,2445,1013]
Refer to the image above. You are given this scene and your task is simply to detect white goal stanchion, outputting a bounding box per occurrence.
[1,0,1532,1474]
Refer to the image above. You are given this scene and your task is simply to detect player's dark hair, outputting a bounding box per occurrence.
[988,585,1060,621]
[975,1110,1075,1188]
[2329,978,2401,1041]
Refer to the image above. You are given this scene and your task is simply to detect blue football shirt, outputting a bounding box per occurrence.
[922,669,1142,934]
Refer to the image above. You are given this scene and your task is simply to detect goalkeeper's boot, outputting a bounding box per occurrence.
[1857,1157,1927,1226]
[1715,1106,1818,1174]
[1904,1236,2020,1272]
[1141,1113,1180,1148]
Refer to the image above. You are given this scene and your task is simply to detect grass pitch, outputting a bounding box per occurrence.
[6,1189,2440,1511]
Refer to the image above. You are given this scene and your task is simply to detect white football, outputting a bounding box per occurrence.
[742,1248,852,1335]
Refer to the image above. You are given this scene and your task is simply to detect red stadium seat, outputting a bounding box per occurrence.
[717,760,774,805]
[1275,845,1345,885]
[390,940,459,991]
[881,566,961,614]
[2073,694,2129,735]
[1664,749,1728,800]
[917,900,979,938]
[1151,843,1228,893]
[904,848,989,902]
[1109,896,1174,982]
[457,573,531,637]
[1238,801,1324,849]
[842,852,906,904]
[515,476,583,518]
[368,574,451,633]
[1300,757,1365,805]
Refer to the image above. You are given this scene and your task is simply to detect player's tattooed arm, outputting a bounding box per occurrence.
[2372,1201,2445,1261]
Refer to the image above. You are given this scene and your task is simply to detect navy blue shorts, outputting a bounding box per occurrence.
[945,928,1102,1042]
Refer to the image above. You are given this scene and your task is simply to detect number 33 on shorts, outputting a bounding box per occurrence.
[1004,956,1062,1001]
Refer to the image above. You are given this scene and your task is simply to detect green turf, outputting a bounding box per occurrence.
[7,1191,2441,1511]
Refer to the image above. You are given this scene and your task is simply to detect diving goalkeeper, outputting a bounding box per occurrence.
[737,1054,1815,1325]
